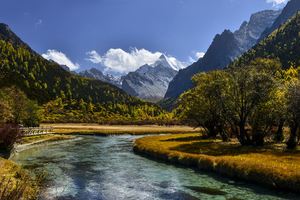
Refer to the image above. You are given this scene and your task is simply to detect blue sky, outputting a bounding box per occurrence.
[0,0,288,74]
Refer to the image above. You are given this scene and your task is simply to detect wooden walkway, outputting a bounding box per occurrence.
[20,127,54,136]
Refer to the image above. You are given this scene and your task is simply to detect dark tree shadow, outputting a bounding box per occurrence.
[162,136,300,157]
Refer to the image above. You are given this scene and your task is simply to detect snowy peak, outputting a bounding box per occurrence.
[121,54,179,101]
[152,54,185,71]
[151,54,173,69]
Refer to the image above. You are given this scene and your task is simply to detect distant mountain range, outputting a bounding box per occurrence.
[80,54,182,102]
[164,9,281,99]
[79,68,122,88]
[77,0,300,106]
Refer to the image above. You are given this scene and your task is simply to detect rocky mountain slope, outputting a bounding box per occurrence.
[231,11,300,69]
[122,55,178,101]
[164,9,281,99]
[79,68,122,88]
[260,0,300,40]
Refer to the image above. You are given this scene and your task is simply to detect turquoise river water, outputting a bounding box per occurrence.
[11,135,299,200]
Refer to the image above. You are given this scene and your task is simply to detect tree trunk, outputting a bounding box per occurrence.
[252,129,265,146]
[287,122,298,150]
[238,120,252,145]
[216,124,229,142]
[275,119,285,142]
[205,124,217,139]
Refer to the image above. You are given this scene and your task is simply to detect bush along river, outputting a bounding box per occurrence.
[11,135,299,200]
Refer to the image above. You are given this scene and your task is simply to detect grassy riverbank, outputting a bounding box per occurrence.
[0,133,75,199]
[45,123,200,136]
[133,134,300,193]
[0,158,38,199]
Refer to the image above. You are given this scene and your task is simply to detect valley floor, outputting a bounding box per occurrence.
[3,125,299,198]
[133,134,300,193]
[0,124,199,199]
[44,123,200,136]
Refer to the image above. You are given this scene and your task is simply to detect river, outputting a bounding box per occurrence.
[11,135,299,200]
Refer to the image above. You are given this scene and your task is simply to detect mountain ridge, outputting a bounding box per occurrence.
[260,0,300,40]
[231,11,300,69]
[164,9,281,99]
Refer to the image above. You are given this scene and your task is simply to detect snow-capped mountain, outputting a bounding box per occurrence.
[152,54,185,71]
[79,54,182,101]
[121,54,179,101]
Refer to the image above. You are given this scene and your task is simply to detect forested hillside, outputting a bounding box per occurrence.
[0,23,169,123]
[0,23,140,105]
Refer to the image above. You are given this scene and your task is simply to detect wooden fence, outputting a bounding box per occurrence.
[20,127,54,136]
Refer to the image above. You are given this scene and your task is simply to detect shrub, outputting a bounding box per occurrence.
[0,124,21,152]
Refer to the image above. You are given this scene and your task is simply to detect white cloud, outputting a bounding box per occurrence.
[86,50,102,63]
[86,48,187,74]
[195,52,205,59]
[42,49,79,71]
[189,51,206,63]
[266,0,288,6]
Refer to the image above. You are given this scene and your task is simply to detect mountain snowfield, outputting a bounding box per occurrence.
[154,54,186,71]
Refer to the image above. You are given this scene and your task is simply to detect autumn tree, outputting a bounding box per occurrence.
[178,70,230,141]
[225,59,279,145]
[0,87,40,126]
[286,78,300,149]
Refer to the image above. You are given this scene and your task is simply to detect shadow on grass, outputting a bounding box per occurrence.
[165,136,300,157]
[163,136,203,142]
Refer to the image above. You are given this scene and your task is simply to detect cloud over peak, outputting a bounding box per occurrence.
[42,49,79,71]
[86,48,187,75]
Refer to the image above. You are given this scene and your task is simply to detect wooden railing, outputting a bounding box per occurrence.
[20,127,54,136]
